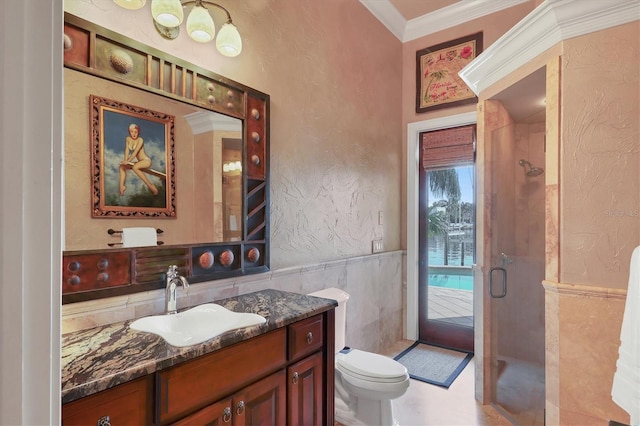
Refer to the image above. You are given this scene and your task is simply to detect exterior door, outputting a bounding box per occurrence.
[418,147,475,351]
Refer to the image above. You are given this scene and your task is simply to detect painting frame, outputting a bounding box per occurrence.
[90,95,176,218]
[416,32,483,113]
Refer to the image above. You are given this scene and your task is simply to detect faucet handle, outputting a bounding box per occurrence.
[167,264,179,278]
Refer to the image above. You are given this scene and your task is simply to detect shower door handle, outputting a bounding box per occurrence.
[489,267,507,298]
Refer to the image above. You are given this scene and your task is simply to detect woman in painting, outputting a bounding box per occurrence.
[119,123,158,196]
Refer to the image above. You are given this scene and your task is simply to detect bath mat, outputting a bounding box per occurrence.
[394,342,473,388]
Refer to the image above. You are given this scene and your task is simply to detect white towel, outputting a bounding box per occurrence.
[612,245,640,425]
[121,227,157,248]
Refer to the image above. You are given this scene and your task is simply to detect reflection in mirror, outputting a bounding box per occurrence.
[64,68,243,250]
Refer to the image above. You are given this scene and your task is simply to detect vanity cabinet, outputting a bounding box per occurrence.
[62,308,335,426]
[61,376,154,425]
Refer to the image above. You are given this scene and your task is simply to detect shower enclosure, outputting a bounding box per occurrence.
[488,109,546,425]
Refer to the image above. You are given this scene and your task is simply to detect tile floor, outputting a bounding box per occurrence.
[335,339,546,425]
[379,340,514,426]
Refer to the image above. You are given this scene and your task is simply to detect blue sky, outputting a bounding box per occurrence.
[457,166,474,203]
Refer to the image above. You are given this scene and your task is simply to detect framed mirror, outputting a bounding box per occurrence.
[62,13,269,303]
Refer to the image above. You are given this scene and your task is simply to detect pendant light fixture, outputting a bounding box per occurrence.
[186,1,216,42]
[114,0,242,57]
[151,0,184,28]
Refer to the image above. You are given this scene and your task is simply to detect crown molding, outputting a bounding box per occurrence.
[359,0,530,42]
[404,0,530,42]
[459,0,640,95]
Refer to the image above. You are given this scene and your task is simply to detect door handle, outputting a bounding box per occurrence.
[489,267,507,298]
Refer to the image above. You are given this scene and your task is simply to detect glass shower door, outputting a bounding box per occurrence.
[489,119,546,425]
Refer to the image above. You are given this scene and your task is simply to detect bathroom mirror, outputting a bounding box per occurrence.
[62,13,269,303]
[65,72,244,248]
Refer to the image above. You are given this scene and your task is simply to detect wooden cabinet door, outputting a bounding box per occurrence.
[287,352,323,426]
[172,370,286,425]
[233,369,286,426]
[62,376,153,426]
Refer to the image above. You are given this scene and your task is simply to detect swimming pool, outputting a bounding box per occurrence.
[428,267,474,291]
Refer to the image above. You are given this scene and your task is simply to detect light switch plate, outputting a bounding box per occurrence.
[372,239,383,253]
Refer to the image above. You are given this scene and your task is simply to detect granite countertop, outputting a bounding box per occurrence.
[61,289,337,404]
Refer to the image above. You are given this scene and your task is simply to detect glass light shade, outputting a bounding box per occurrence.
[151,0,183,28]
[113,0,146,10]
[216,22,242,57]
[186,5,215,43]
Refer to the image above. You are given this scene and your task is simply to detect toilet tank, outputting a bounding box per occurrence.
[308,288,349,352]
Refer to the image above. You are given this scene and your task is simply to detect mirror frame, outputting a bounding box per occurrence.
[62,13,269,304]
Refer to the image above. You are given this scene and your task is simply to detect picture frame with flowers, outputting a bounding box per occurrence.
[416,32,483,113]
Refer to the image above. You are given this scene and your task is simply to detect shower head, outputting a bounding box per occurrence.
[519,159,544,177]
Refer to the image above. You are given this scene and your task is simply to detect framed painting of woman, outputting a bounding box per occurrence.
[90,95,176,218]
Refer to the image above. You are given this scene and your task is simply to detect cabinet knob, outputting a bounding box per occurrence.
[292,372,299,384]
[306,332,313,344]
[97,415,111,426]
[236,400,245,415]
[223,407,231,423]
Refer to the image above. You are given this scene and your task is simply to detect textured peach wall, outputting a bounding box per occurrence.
[560,21,640,289]
[64,0,402,268]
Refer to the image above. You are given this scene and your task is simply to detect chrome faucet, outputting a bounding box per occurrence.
[165,265,189,315]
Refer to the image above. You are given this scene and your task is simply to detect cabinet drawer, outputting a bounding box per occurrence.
[62,376,153,425]
[157,328,286,424]
[172,397,233,426]
[288,314,323,362]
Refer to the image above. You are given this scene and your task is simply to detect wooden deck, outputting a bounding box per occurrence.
[428,285,473,327]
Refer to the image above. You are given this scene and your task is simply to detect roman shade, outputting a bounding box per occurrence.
[421,125,476,169]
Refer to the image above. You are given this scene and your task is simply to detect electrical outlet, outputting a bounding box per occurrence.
[372,239,383,253]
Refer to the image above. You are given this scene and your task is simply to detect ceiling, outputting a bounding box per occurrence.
[388,0,460,20]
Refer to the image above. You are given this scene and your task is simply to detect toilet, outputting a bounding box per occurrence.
[309,288,410,426]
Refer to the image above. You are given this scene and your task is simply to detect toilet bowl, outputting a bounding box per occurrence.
[309,288,410,426]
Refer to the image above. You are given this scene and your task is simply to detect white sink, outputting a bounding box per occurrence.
[130,303,266,347]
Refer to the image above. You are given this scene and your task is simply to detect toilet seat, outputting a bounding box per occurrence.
[336,349,408,383]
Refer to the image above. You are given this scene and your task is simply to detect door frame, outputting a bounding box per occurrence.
[405,112,477,341]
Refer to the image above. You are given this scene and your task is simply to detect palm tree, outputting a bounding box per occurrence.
[427,202,449,237]
[428,168,461,202]
[427,169,462,266]
[460,201,474,224]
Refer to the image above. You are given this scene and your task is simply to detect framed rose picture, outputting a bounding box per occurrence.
[416,32,483,113]
[90,95,176,218]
